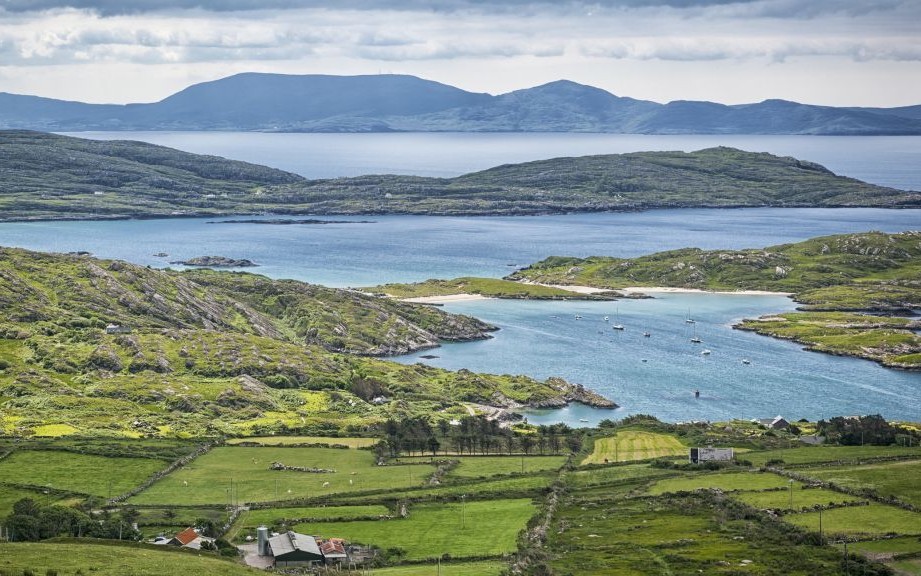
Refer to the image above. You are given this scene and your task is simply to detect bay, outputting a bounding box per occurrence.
[6,132,921,424]
[394,295,921,424]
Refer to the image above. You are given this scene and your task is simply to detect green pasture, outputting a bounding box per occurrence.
[368,560,506,576]
[395,455,566,478]
[582,430,687,464]
[0,450,167,497]
[732,487,863,510]
[335,472,556,504]
[129,446,435,505]
[0,484,64,517]
[838,536,921,558]
[225,436,378,448]
[228,504,389,540]
[293,498,536,560]
[546,492,842,575]
[646,471,797,495]
[0,541,261,576]
[567,463,676,489]
[785,503,921,538]
[745,445,921,467]
[889,558,921,576]
[796,459,921,507]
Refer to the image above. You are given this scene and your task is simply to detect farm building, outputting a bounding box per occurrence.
[318,538,350,565]
[757,415,790,430]
[689,447,734,463]
[164,527,213,550]
[266,530,325,567]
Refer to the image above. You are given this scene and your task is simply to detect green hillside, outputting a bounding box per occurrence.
[2,131,917,220]
[0,247,608,437]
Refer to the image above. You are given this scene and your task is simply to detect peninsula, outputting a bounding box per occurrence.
[1,131,917,221]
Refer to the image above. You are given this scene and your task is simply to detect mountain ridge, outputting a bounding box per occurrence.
[2,73,920,134]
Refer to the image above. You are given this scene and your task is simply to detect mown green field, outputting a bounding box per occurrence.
[0,450,167,497]
[0,541,261,576]
[129,447,434,505]
[395,455,567,478]
[837,536,921,557]
[225,436,378,448]
[335,472,556,504]
[228,504,390,540]
[732,487,863,510]
[567,463,676,489]
[646,471,797,495]
[367,560,506,576]
[293,498,536,561]
[785,503,921,538]
[745,445,921,467]
[582,430,687,464]
[795,459,921,507]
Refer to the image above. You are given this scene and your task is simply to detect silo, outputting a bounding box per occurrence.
[257,525,269,556]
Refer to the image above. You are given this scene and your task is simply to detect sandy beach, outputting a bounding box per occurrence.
[620,286,794,296]
[400,293,493,304]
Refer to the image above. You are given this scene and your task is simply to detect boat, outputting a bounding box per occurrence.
[603,316,609,322]
[643,331,651,337]
[701,349,711,355]
[611,307,624,330]
[579,419,589,422]
[690,336,702,343]
[741,358,752,365]
[574,315,583,320]
[685,308,696,324]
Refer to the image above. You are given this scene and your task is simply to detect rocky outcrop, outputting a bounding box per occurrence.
[170,256,257,267]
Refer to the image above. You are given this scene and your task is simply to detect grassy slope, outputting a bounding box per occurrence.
[3,132,918,220]
[364,277,616,300]
[510,231,921,369]
[0,248,596,437]
[0,541,262,576]
[582,430,687,464]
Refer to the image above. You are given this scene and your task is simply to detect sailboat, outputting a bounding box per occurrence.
[685,308,696,324]
[611,307,624,330]
[690,323,702,343]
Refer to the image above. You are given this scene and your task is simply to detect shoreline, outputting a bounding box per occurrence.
[620,286,794,297]
[401,293,494,304]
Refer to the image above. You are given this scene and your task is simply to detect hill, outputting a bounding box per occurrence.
[0,247,612,437]
[2,132,917,220]
[2,73,921,134]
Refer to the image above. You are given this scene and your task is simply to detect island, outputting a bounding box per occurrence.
[169,256,258,267]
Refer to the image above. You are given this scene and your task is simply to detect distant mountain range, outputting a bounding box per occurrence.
[2,73,920,135]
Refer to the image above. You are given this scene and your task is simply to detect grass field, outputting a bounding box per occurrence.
[796,459,921,507]
[838,536,921,557]
[732,487,863,510]
[745,445,921,467]
[367,560,506,576]
[367,561,507,576]
[785,503,921,538]
[582,430,687,464]
[292,498,536,560]
[335,472,556,504]
[228,504,390,540]
[567,463,676,489]
[646,471,798,495]
[0,450,167,497]
[129,447,435,505]
[0,485,64,516]
[225,436,378,448]
[396,455,567,478]
[0,541,261,575]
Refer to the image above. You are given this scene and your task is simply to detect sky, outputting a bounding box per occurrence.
[0,0,919,107]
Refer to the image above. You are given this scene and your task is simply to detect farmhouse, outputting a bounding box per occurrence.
[689,446,734,463]
[757,415,790,430]
[164,527,213,550]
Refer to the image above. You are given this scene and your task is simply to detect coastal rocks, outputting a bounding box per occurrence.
[169,255,257,267]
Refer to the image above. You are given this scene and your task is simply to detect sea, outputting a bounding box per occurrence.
[3,132,920,424]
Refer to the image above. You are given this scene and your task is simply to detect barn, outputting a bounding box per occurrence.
[267,531,325,567]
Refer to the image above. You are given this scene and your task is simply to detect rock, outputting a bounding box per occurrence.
[169,256,257,267]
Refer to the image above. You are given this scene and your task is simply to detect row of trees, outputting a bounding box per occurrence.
[818,414,919,446]
[3,498,140,542]
[377,416,583,457]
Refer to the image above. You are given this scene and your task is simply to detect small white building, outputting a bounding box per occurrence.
[689,446,734,464]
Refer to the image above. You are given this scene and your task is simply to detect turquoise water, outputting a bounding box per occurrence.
[5,133,921,423]
[394,295,921,424]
